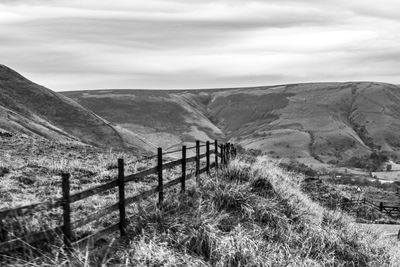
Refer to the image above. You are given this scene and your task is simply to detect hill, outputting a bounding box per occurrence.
[63,89,226,150]
[64,82,400,163]
[2,145,399,265]
[0,65,155,152]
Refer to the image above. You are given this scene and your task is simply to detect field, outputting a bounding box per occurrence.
[373,162,400,182]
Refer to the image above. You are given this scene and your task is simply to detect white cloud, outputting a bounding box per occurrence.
[0,0,399,90]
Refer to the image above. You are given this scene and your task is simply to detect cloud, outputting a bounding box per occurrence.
[0,0,399,90]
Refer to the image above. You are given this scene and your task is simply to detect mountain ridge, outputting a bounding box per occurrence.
[2,64,399,163]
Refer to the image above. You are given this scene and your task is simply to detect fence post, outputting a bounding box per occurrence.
[118,158,126,236]
[61,173,72,252]
[181,145,186,194]
[196,140,200,183]
[206,141,210,175]
[224,144,227,166]
[215,140,218,170]
[221,144,225,166]
[158,148,163,207]
[226,144,228,165]
[227,143,231,163]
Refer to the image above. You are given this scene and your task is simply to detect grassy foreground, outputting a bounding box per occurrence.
[3,156,400,266]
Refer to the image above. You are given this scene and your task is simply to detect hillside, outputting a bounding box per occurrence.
[2,144,399,265]
[63,89,226,150]
[2,63,399,163]
[64,82,400,163]
[0,65,155,152]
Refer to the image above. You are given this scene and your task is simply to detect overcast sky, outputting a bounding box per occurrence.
[1,0,399,91]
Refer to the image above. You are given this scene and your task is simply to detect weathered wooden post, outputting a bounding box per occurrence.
[196,140,200,182]
[224,143,228,164]
[157,148,163,207]
[181,145,186,194]
[221,144,225,166]
[118,158,126,236]
[224,144,228,165]
[206,141,210,175]
[214,140,218,170]
[220,144,223,166]
[228,144,231,162]
[61,173,72,251]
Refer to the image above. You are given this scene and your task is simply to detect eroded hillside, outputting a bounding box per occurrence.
[64,82,400,163]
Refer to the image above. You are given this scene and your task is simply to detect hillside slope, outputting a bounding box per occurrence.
[63,89,225,150]
[3,155,399,265]
[64,82,400,163]
[0,65,154,152]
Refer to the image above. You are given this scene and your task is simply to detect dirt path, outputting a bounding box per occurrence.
[358,223,400,239]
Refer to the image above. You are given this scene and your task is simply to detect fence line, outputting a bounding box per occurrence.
[333,198,400,218]
[107,142,208,169]
[0,140,237,253]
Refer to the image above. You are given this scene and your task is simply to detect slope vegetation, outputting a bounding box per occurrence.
[4,156,399,266]
[64,82,400,163]
[0,65,154,152]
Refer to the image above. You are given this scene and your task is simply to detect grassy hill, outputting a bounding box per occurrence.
[64,82,400,163]
[0,65,155,152]
[63,89,226,150]
[1,134,399,265]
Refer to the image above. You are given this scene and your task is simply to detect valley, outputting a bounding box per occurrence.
[2,64,400,167]
[64,82,400,166]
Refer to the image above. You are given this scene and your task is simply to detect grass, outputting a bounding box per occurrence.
[2,149,400,266]
[0,133,195,248]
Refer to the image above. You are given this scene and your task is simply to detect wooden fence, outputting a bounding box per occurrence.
[0,140,237,253]
[333,198,400,218]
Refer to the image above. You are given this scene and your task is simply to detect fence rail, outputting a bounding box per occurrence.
[0,140,237,253]
[334,198,400,218]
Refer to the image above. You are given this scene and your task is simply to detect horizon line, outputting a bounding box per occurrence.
[58,80,399,92]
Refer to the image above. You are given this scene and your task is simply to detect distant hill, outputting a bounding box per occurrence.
[63,89,226,150]
[0,65,155,152]
[63,82,400,163]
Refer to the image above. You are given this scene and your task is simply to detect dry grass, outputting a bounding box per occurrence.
[2,153,400,266]
[0,133,193,247]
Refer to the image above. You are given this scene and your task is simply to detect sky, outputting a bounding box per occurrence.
[0,0,400,91]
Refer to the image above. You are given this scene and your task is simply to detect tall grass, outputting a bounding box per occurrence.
[2,156,400,266]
